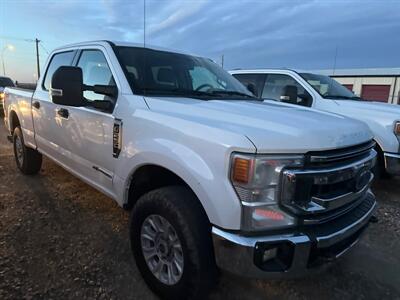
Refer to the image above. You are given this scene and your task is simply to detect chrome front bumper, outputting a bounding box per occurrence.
[212,192,376,279]
[384,152,400,175]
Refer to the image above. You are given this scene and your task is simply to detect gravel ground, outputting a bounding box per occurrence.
[0,118,400,300]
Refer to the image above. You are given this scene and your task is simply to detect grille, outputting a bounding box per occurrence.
[305,140,375,168]
[280,141,376,221]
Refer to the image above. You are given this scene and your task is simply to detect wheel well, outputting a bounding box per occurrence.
[9,111,20,134]
[125,165,190,210]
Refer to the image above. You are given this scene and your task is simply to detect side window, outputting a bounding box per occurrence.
[43,51,75,90]
[232,74,265,98]
[77,50,116,102]
[262,74,312,107]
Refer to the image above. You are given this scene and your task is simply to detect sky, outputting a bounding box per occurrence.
[1,0,400,83]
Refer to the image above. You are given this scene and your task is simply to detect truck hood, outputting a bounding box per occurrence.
[144,97,372,153]
[332,100,400,127]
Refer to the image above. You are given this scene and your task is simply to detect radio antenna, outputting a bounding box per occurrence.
[143,0,146,48]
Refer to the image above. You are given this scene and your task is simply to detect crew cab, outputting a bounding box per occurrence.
[230,69,400,177]
[3,41,377,299]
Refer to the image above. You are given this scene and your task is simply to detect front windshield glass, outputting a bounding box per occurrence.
[116,46,255,99]
[300,73,360,100]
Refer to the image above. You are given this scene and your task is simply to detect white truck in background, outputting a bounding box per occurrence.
[230,69,400,178]
[3,41,377,299]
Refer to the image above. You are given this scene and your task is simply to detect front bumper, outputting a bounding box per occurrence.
[384,152,400,175]
[212,192,376,279]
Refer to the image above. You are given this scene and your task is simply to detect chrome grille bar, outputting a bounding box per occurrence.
[280,147,377,218]
[308,141,375,165]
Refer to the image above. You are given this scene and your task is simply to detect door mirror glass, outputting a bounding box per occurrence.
[50,66,85,107]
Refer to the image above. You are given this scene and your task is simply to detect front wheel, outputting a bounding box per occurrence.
[130,186,217,300]
[13,126,42,175]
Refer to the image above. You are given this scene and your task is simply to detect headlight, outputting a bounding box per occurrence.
[395,121,400,136]
[230,153,303,231]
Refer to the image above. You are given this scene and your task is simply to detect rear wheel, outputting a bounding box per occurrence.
[13,126,42,175]
[130,186,217,300]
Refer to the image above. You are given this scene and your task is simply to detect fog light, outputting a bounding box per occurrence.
[262,248,277,262]
[255,242,295,271]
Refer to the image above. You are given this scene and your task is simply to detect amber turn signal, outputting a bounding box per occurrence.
[395,122,400,135]
[232,157,251,183]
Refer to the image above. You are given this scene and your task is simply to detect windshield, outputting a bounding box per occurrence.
[116,46,255,100]
[0,77,14,88]
[300,73,361,100]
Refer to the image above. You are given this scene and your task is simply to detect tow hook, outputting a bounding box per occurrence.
[6,135,13,143]
[369,215,379,223]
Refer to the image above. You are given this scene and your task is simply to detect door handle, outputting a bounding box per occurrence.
[57,108,69,119]
[32,101,40,109]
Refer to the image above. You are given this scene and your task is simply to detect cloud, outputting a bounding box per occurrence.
[2,0,400,82]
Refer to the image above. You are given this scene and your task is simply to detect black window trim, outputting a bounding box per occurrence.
[41,50,77,91]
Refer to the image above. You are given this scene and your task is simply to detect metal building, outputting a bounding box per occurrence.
[315,68,400,104]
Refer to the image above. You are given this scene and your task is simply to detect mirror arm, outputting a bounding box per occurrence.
[84,98,114,112]
[83,84,118,98]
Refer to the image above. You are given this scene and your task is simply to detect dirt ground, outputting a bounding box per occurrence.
[0,118,399,300]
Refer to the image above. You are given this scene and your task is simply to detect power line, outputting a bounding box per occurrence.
[0,35,43,80]
[39,43,50,55]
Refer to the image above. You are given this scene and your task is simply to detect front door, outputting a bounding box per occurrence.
[58,48,119,195]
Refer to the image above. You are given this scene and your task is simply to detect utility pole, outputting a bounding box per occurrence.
[332,46,338,76]
[35,38,40,79]
[221,54,224,69]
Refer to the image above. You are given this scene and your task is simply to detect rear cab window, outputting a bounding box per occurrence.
[0,77,15,88]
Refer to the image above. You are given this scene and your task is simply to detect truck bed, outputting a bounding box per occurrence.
[3,86,35,148]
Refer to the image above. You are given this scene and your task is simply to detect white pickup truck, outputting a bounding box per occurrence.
[230,69,400,177]
[4,41,377,299]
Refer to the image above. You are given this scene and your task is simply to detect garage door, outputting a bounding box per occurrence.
[343,84,353,91]
[361,85,390,102]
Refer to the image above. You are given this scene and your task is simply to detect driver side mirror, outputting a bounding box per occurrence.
[280,85,298,104]
[50,66,85,107]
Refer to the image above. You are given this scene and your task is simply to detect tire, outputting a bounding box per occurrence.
[13,126,42,175]
[372,147,391,180]
[130,186,217,300]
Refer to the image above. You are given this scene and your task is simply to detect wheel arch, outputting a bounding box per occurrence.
[9,110,20,134]
[124,163,211,223]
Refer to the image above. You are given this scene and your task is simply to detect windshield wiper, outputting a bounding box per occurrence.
[141,88,215,99]
[209,90,259,100]
[323,95,362,100]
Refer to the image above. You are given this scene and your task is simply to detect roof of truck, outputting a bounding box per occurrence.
[52,40,195,56]
[229,68,300,74]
